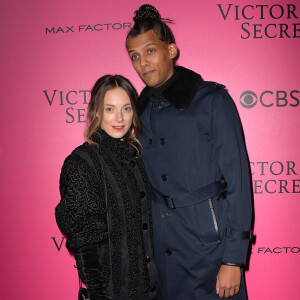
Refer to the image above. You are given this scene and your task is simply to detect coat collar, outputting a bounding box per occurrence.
[138,66,203,114]
[91,129,137,160]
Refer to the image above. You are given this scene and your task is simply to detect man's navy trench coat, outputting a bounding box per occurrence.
[138,66,252,300]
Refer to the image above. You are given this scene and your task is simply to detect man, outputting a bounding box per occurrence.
[126,4,252,299]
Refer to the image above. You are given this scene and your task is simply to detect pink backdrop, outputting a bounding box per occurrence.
[1,0,299,299]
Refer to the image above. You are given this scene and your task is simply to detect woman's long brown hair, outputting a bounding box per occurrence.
[84,75,142,152]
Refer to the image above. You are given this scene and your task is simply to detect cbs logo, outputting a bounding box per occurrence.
[240,90,299,109]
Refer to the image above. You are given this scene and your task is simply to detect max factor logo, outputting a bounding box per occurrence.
[45,22,132,34]
[251,246,300,254]
[217,3,300,39]
[51,237,66,251]
[240,90,299,108]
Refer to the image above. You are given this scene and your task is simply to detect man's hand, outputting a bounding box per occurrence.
[216,265,241,298]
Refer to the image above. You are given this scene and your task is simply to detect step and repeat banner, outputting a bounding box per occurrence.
[0,0,299,299]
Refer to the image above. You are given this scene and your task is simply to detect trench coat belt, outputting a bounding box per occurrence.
[151,180,227,209]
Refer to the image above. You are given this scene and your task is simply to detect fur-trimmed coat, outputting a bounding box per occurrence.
[55,130,157,300]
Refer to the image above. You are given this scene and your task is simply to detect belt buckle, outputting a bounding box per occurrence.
[164,195,176,209]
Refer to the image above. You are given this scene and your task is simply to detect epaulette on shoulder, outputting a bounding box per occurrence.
[199,81,226,89]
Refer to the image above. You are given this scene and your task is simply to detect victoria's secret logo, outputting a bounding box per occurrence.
[43,89,90,123]
[43,86,144,124]
[51,237,66,251]
[250,161,300,194]
[217,3,300,39]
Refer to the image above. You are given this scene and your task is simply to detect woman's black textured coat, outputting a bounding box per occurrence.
[55,130,157,300]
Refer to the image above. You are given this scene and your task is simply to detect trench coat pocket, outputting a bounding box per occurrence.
[188,198,223,245]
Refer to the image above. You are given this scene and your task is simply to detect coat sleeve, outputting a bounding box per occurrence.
[55,152,107,251]
[211,88,252,266]
[74,243,111,300]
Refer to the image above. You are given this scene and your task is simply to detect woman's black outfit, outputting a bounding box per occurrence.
[55,129,157,300]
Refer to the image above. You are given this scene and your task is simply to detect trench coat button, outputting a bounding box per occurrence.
[162,212,169,219]
[159,102,164,108]
[143,223,148,230]
[161,174,167,181]
[165,249,172,256]
[160,138,166,145]
[129,160,136,167]
[140,191,145,198]
[148,139,153,145]
[146,256,151,263]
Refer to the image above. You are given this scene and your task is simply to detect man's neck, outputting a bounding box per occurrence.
[149,69,177,100]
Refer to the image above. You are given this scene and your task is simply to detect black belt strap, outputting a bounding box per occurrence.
[152,180,226,209]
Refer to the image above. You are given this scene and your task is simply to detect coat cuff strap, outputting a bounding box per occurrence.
[225,228,253,241]
[222,262,244,267]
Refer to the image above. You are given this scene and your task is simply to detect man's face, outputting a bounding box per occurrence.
[127,29,177,88]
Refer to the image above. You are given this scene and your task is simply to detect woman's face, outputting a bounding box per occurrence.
[100,87,134,139]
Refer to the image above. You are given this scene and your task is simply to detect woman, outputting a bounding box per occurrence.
[55,75,157,300]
